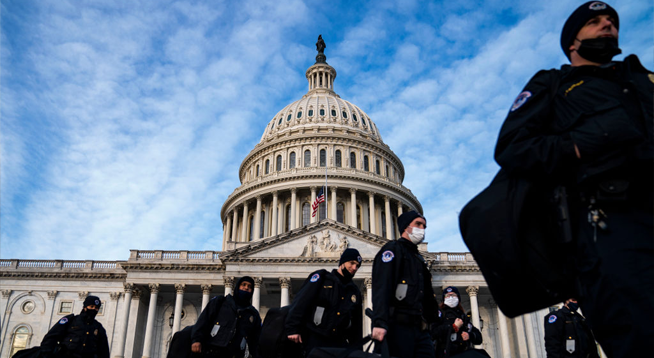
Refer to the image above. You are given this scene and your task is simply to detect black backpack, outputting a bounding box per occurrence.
[258,306,303,358]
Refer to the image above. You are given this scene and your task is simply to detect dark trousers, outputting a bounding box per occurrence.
[576,202,654,358]
[377,323,435,358]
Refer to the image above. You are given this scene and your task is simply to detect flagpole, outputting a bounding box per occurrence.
[324,165,328,220]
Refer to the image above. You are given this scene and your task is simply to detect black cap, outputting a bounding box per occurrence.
[339,248,362,266]
[442,286,460,301]
[397,210,425,235]
[561,1,619,59]
[236,276,255,289]
[83,295,101,308]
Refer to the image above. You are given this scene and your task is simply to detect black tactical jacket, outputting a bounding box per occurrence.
[285,269,362,344]
[40,313,110,358]
[371,238,440,330]
[432,306,482,358]
[544,307,599,358]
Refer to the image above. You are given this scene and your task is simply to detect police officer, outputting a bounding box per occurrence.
[285,248,363,356]
[494,2,653,356]
[191,276,262,358]
[544,299,599,358]
[432,287,482,358]
[40,295,110,358]
[371,211,440,358]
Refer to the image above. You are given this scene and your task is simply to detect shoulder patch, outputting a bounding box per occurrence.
[438,310,442,318]
[510,91,532,112]
[59,317,69,324]
[381,250,395,263]
[548,315,557,323]
[310,273,320,282]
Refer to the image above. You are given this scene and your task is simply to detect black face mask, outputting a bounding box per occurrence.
[575,37,621,64]
[567,302,579,312]
[81,308,98,321]
[339,265,354,282]
[235,290,253,306]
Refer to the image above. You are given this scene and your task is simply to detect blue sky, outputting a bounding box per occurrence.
[1,0,652,260]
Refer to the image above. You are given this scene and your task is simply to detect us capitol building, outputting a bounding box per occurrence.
[1,39,554,358]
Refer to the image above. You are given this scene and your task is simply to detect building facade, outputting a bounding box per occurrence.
[1,43,553,358]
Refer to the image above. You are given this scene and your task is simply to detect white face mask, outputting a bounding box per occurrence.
[408,227,425,244]
[444,296,459,308]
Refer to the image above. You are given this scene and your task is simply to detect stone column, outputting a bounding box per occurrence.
[224,277,235,296]
[271,191,278,235]
[522,313,539,358]
[231,209,238,241]
[384,196,392,240]
[290,189,297,229]
[466,286,481,348]
[241,201,249,241]
[201,284,212,311]
[224,216,232,243]
[493,301,511,358]
[513,315,529,357]
[310,186,317,224]
[396,201,403,237]
[364,277,373,336]
[45,291,57,334]
[113,283,134,358]
[254,196,262,240]
[280,278,291,306]
[253,277,263,311]
[331,186,338,220]
[368,192,376,235]
[141,284,160,358]
[172,284,185,334]
[350,189,357,228]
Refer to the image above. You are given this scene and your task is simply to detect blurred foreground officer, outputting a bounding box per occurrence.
[432,287,482,358]
[371,211,440,358]
[285,248,363,356]
[544,299,599,358]
[494,2,653,356]
[40,295,109,358]
[192,276,261,358]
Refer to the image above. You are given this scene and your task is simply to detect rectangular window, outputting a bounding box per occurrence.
[59,301,73,314]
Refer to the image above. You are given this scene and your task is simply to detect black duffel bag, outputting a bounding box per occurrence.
[459,169,577,318]
[306,336,396,358]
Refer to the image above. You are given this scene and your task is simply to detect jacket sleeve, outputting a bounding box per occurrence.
[97,326,110,358]
[494,69,578,179]
[372,244,398,331]
[346,291,364,349]
[191,296,225,344]
[544,312,564,358]
[40,314,74,353]
[247,312,262,358]
[284,271,324,336]
[422,267,441,324]
[468,324,483,345]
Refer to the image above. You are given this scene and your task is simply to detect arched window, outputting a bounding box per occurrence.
[337,203,344,223]
[249,215,255,241]
[381,211,387,238]
[260,211,265,238]
[342,111,348,119]
[308,109,314,117]
[364,156,369,171]
[10,326,30,356]
[319,202,326,221]
[256,165,260,177]
[289,152,296,169]
[320,149,326,167]
[335,150,342,167]
[302,203,311,226]
[265,159,270,174]
[276,155,282,171]
[331,109,337,117]
[375,160,380,174]
[285,205,292,232]
[320,109,325,116]
[350,152,356,169]
[304,150,311,167]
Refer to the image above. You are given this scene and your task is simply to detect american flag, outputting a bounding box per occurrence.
[311,187,325,218]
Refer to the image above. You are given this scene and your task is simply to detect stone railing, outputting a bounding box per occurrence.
[0,259,123,270]
[128,250,220,262]
[433,252,476,264]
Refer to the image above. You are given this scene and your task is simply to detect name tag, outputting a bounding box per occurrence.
[210,324,220,337]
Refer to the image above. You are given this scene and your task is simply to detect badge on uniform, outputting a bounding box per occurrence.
[59,317,68,325]
[589,1,607,10]
[94,329,98,336]
[310,273,320,282]
[381,250,394,263]
[510,91,532,112]
[351,295,357,303]
[548,315,557,323]
[249,316,254,323]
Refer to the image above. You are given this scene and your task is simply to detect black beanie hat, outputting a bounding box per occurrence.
[398,210,425,235]
[442,286,460,301]
[339,248,362,266]
[561,1,619,59]
[237,276,255,290]
[83,295,102,308]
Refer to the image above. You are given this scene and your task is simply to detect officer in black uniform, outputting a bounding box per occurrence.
[432,287,482,358]
[191,276,262,358]
[544,299,599,358]
[371,211,440,358]
[285,248,363,356]
[40,295,110,358]
[494,2,653,357]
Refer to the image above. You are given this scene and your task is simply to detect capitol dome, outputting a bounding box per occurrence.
[220,37,423,250]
